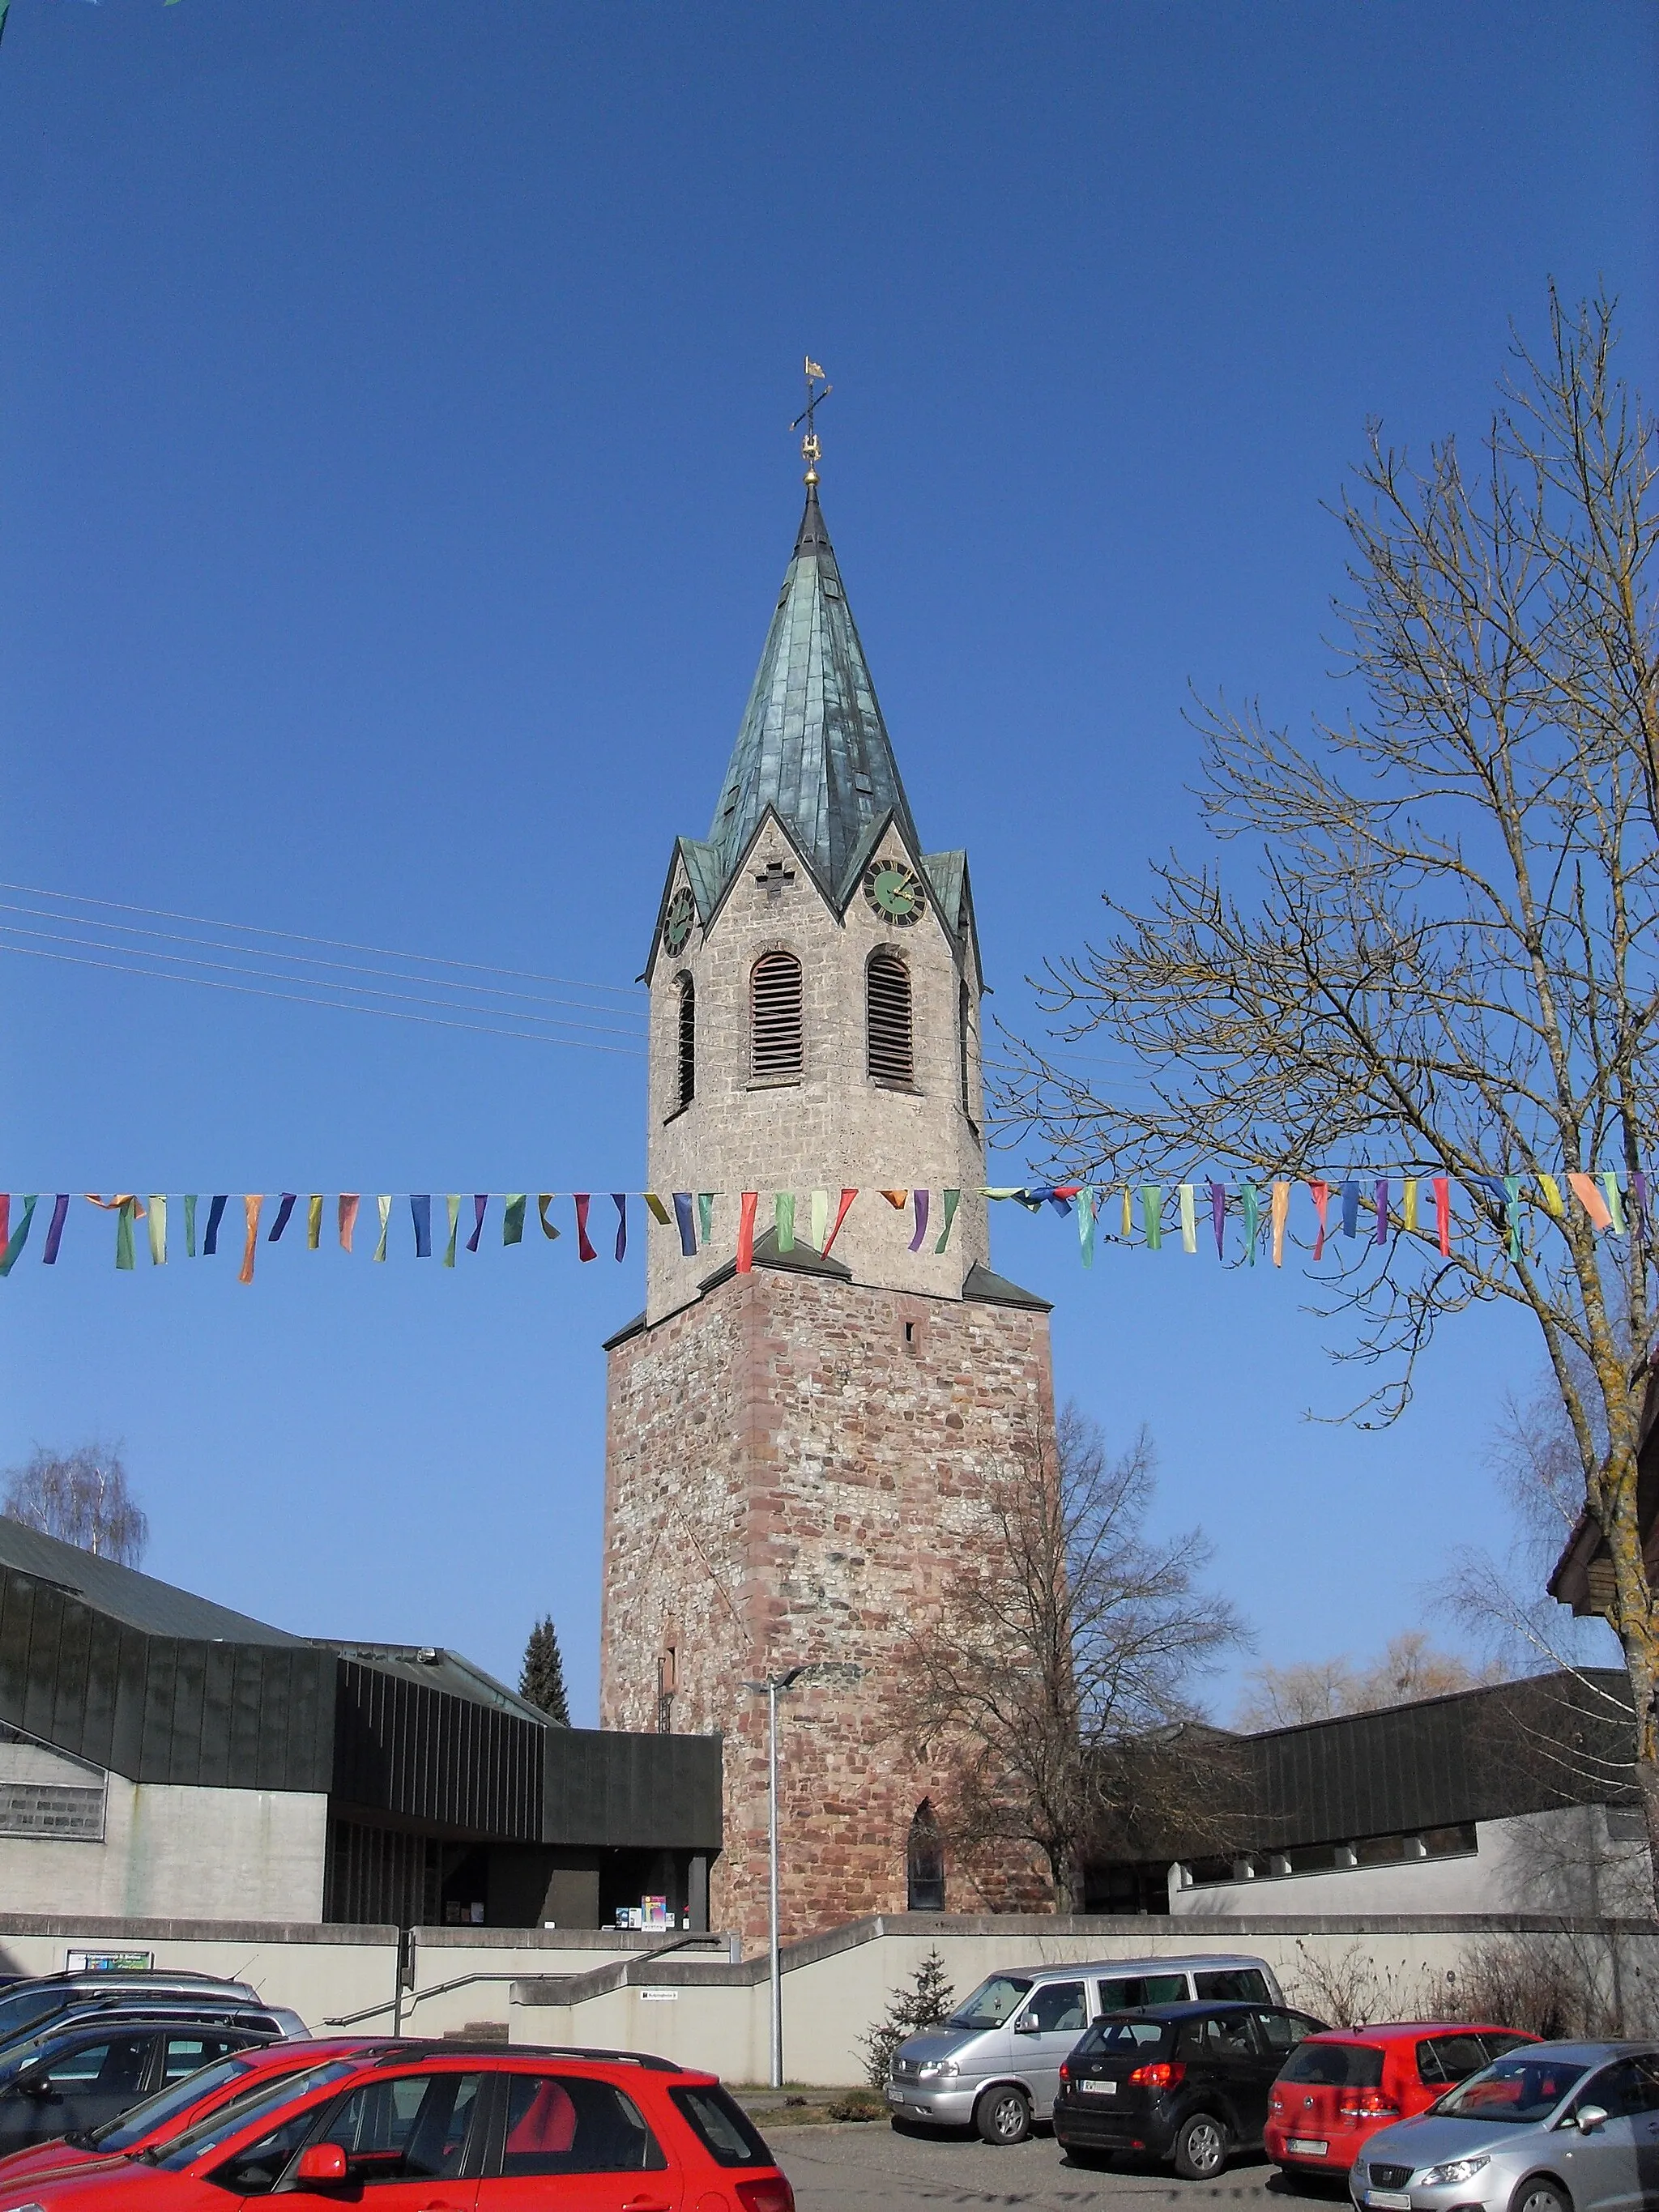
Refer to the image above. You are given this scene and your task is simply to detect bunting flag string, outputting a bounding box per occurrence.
[2,1169,1654,1285]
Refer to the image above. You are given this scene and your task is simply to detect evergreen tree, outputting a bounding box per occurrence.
[519,1615,571,1725]
[858,1948,956,2086]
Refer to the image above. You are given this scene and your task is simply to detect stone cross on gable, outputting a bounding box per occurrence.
[755,859,796,904]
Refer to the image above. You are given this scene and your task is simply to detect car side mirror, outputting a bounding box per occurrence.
[1013,2015,1039,2035]
[295,2144,349,2187]
[1576,2106,1609,2136]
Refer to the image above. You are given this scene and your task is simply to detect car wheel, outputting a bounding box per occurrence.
[975,2086,1033,2146]
[1512,2183,1572,2212]
[1173,2111,1230,2180]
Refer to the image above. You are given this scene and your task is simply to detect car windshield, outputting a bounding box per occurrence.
[1437,2057,1588,2124]
[949,1976,1033,2029]
[151,2061,359,2171]
[1077,2018,1171,2056]
[85,2055,255,2149]
[1281,2042,1386,2088]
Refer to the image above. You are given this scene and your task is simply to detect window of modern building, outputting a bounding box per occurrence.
[750,951,804,1079]
[867,949,914,1085]
[906,1799,945,1911]
[675,973,695,1110]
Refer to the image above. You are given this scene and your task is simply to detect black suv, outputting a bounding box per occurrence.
[0,2010,286,2154]
[1054,2000,1327,2178]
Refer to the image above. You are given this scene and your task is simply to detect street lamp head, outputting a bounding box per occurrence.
[744,1667,808,1694]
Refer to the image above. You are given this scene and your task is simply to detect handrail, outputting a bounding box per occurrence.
[322,1932,727,2028]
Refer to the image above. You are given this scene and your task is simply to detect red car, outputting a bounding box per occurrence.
[0,2042,793,2212]
[0,2039,385,2187]
[1265,2022,1539,2179]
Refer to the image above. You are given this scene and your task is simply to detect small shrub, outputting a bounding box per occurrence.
[1439,1937,1609,2041]
[826,2090,884,2122]
[858,1946,957,2087]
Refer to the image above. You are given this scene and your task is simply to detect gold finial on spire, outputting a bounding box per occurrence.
[791,356,832,484]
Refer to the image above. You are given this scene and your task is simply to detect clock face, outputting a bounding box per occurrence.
[662,887,696,957]
[864,857,925,926]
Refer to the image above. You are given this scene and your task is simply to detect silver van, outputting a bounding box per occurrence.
[886,1951,1282,2146]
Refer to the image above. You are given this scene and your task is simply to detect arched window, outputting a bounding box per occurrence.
[907,1801,945,1912]
[867,950,914,1085]
[750,950,803,1079]
[958,978,975,1119]
[675,973,696,1110]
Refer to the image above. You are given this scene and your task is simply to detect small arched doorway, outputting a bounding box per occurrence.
[906,1800,945,1912]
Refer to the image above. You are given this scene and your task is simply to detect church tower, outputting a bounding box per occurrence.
[599,459,1057,1944]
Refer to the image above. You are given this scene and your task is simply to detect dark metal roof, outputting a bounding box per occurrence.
[0,1519,305,1646]
[962,1260,1053,1312]
[703,485,921,909]
[1106,1671,1637,1862]
[0,1529,723,1855]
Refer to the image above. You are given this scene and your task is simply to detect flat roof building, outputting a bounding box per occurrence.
[0,1519,721,1932]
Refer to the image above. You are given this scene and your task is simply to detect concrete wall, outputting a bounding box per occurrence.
[0,1779,328,1922]
[3,1909,1657,2087]
[1168,1808,1655,1921]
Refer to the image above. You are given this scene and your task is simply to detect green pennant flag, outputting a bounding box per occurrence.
[503,1194,527,1246]
[936,1188,962,1255]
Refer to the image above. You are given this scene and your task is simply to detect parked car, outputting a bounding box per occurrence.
[0,2041,795,2212]
[0,1975,269,2060]
[1350,2042,1659,2212]
[0,2038,385,2185]
[887,1950,1283,2145]
[1052,2000,1329,2176]
[1267,2022,1539,2180]
[0,2010,294,2157]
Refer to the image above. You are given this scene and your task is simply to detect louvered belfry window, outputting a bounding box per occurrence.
[676,973,696,1109]
[750,950,804,1078]
[867,950,914,1085]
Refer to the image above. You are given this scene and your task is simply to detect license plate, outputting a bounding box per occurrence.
[885,2086,903,2103]
[1287,2138,1328,2156]
[1368,2193,1413,2209]
[1080,2080,1115,2095]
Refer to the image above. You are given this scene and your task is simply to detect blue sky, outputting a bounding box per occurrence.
[1,2,1653,1724]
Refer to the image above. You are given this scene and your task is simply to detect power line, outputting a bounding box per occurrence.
[0,921,644,1039]
[0,880,646,1002]
[0,901,647,1025]
[0,940,644,1055]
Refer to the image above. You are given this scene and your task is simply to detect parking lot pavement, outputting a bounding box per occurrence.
[773,2125,1339,2212]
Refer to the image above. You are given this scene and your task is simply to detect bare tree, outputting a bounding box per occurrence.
[1236,1634,1499,1730]
[907,1404,1245,1912]
[2,1444,148,1566]
[1000,291,1659,1903]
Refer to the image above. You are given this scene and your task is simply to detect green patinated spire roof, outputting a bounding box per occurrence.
[702,482,921,901]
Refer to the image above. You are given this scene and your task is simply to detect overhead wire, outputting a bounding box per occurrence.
[0,877,649,1055]
[0,940,643,1054]
[0,880,646,1000]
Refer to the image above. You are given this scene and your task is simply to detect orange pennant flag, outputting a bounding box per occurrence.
[239,1195,263,1285]
[1568,1173,1614,1230]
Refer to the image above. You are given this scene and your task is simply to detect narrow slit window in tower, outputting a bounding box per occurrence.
[676,973,696,1110]
[958,978,973,1116]
[750,951,804,1078]
[907,1800,945,1912]
[867,950,914,1085]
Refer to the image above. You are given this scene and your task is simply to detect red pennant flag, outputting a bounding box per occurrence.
[1433,1176,1452,1255]
[736,1191,758,1272]
[574,1194,596,1262]
[1308,1179,1331,1259]
[821,1188,858,1259]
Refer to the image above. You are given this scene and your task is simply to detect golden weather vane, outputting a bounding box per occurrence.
[791,357,832,484]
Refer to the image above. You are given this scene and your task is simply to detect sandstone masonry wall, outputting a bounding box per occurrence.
[600,1264,1056,1944]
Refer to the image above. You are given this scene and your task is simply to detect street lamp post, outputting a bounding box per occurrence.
[744,1666,804,2089]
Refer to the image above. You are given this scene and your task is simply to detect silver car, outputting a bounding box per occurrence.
[887,1951,1282,2146]
[1352,2043,1659,2212]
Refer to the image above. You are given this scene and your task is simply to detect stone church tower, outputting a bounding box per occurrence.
[599,468,1057,1946]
